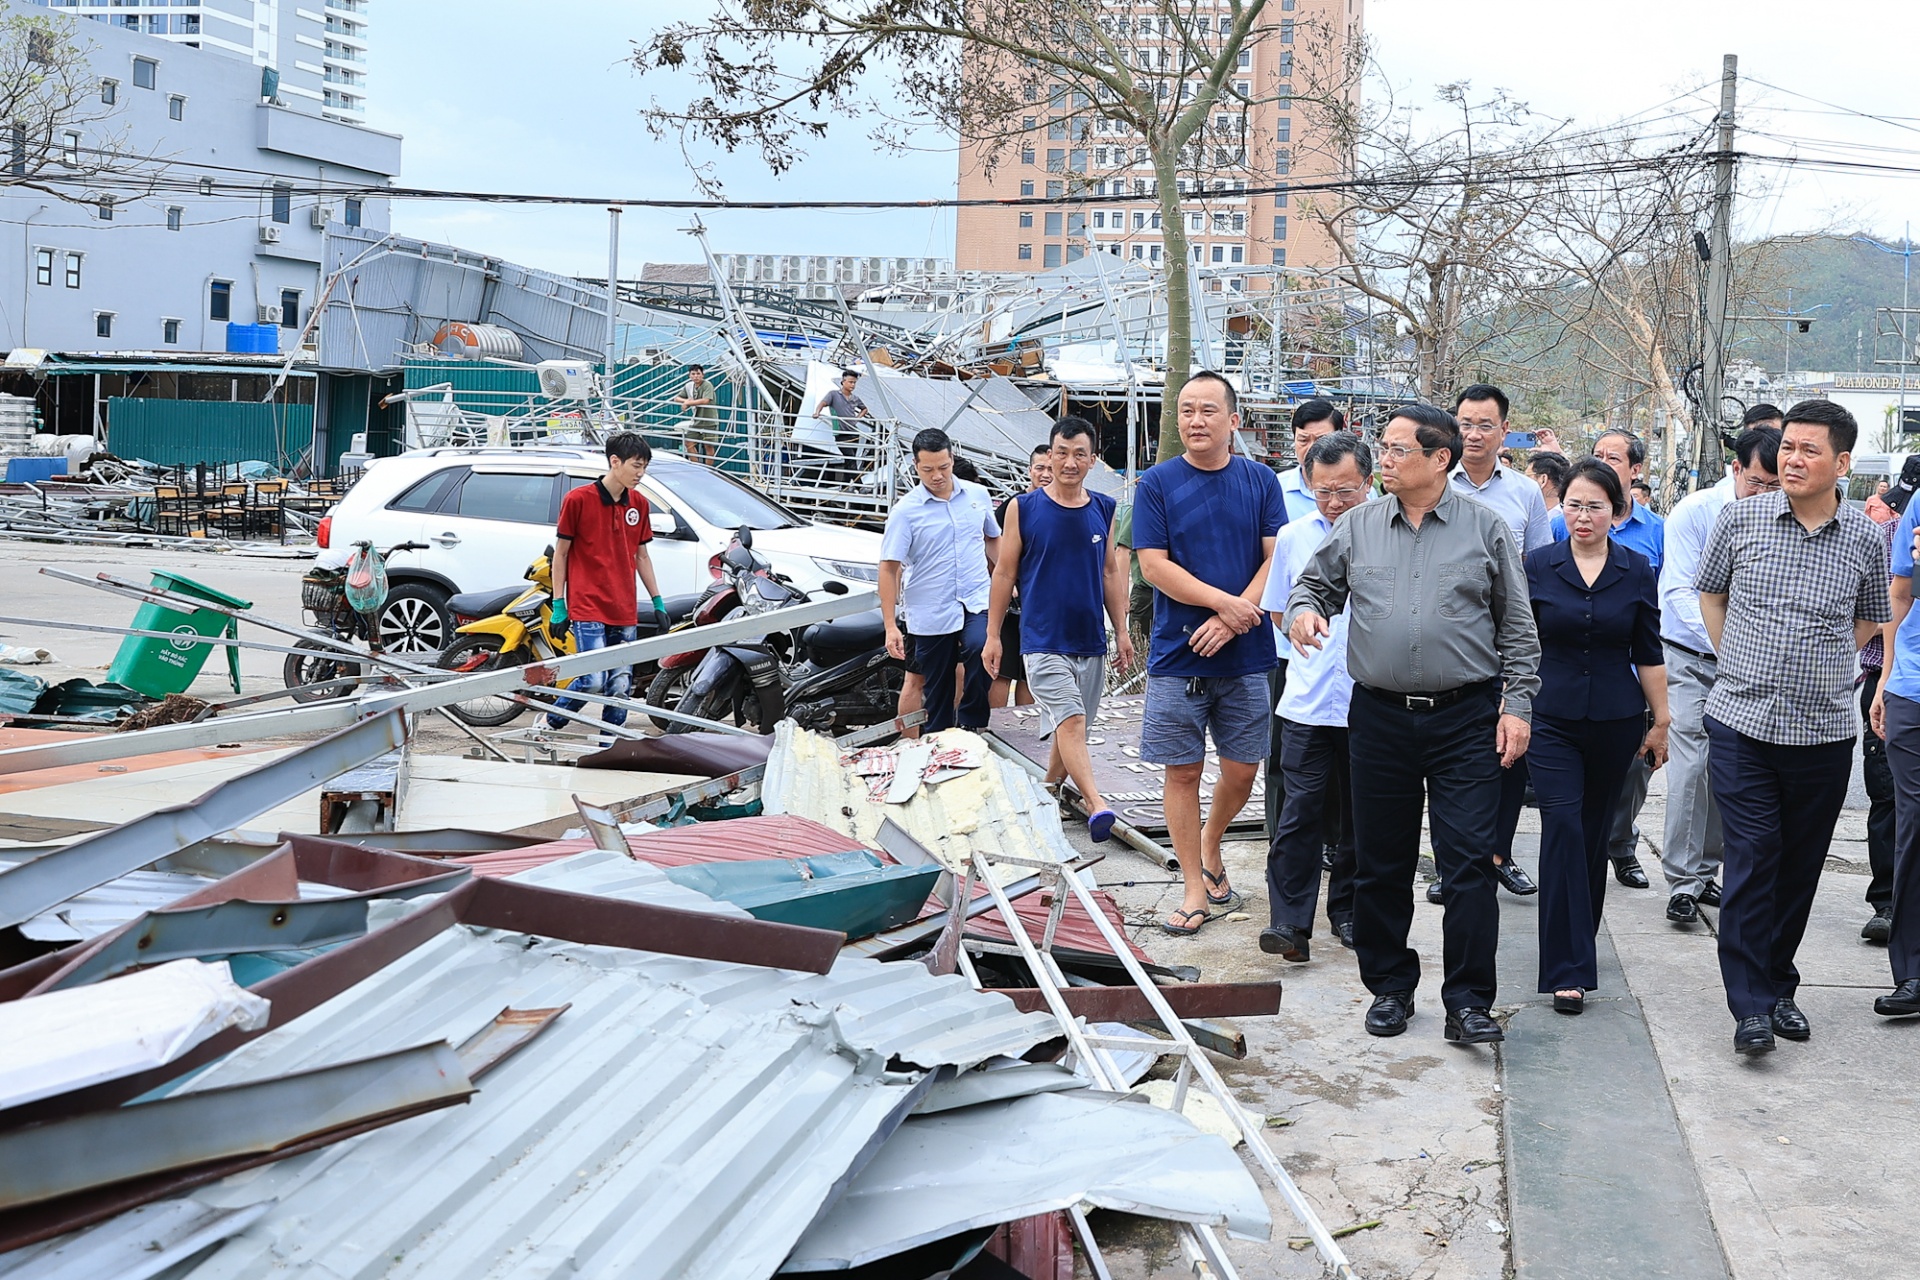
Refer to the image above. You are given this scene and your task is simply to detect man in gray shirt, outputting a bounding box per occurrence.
[1287,404,1541,1045]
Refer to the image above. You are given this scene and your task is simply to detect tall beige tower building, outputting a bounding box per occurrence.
[954,0,1359,286]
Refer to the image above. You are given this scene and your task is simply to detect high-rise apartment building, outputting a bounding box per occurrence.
[33,0,369,121]
[953,0,1358,288]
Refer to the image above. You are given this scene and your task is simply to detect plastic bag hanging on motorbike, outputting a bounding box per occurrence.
[343,543,387,616]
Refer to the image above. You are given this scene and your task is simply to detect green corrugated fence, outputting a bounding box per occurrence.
[106,398,314,469]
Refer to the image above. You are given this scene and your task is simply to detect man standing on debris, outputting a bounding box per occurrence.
[989,444,1054,709]
[880,427,1001,733]
[1133,371,1286,936]
[986,418,1131,840]
[546,431,667,736]
[814,369,872,478]
[1700,400,1889,1054]
[1286,404,1540,1045]
[672,364,720,468]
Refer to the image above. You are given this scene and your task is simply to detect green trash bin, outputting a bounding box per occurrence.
[106,572,253,698]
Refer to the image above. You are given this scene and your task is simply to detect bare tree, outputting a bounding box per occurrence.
[635,0,1359,460]
[0,13,125,203]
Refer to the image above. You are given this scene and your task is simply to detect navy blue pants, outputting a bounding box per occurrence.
[1494,754,1529,862]
[1530,713,1645,993]
[910,610,990,733]
[1265,720,1356,935]
[1348,682,1503,1011]
[1706,716,1853,1020]
[1874,693,1920,982]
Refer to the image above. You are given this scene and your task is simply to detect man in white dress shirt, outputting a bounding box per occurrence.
[1658,425,1781,924]
[1257,431,1372,960]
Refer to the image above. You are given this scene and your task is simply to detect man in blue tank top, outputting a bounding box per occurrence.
[986,417,1134,841]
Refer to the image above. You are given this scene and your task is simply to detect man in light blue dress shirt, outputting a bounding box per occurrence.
[1656,426,1780,923]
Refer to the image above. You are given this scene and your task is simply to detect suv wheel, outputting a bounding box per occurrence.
[378,583,451,655]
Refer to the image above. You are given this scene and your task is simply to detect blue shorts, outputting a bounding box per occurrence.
[1140,672,1273,766]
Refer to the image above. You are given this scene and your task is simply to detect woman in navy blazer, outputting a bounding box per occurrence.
[1525,458,1672,1013]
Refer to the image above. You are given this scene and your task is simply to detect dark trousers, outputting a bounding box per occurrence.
[1494,756,1528,862]
[1264,663,1289,844]
[1266,720,1357,934]
[1876,693,1920,981]
[1863,669,1896,909]
[1348,682,1503,1011]
[910,610,990,733]
[1531,713,1646,993]
[1706,716,1854,1020]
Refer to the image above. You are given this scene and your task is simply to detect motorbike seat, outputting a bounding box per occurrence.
[804,608,886,650]
[447,585,525,620]
[636,591,703,635]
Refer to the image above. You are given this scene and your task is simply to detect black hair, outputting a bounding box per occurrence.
[1592,428,1647,467]
[840,369,861,380]
[1030,443,1052,460]
[688,363,705,373]
[1732,426,1781,474]
[1050,415,1100,450]
[1452,383,1510,421]
[1386,403,1463,470]
[1181,369,1238,415]
[1631,479,1653,498]
[1302,430,1373,480]
[1782,398,1858,454]
[912,427,953,459]
[605,431,651,463]
[1563,455,1627,517]
[1741,402,1783,427]
[951,455,981,483]
[1528,451,1570,491]
[1291,398,1345,433]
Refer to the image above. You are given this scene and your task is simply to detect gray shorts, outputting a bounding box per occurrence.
[1025,652,1104,737]
[1140,672,1273,766]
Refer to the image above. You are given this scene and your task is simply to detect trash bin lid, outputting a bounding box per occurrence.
[145,572,253,611]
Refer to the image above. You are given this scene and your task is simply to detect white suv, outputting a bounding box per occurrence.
[315,447,883,653]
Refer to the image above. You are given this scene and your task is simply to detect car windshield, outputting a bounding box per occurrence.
[655,463,804,530]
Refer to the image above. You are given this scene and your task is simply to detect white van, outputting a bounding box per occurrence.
[1847,453,1916,506]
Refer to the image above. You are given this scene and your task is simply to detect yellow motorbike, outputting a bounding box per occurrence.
[434,548,577,728]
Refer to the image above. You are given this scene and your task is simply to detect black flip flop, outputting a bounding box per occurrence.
[1202,866,1243,911]
[1161,907,1214,936]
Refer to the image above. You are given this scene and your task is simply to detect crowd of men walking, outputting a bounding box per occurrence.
[874,370,1920,1056]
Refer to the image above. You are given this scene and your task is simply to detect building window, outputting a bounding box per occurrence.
[1131,243,1144,260]
[1067,244,1084,263]
[1068,212,1086,236]
[1020,146,1034,166]
[33,249,51,287]
[1275,151,1291,176]
[1237,49,1252,69]
[271,185,291,224]
[1046,180,1064,198]
[209,280,231,321]
[162,318,181,344]
[99,79,116,105]
[1018,211,1033,228]
[1092,211,1104,229]
[1022,116,1036,131]
[343,197,362,227]
[1275,186,1288,208]
[1280,52,1293,77]
[1211,245,1225,263]
[1273,215,1288,240]
[64,253,80,288]
[168,95,184,121]
[1044,212,1063,237]
[1019,180,1033,197]
[96,196,112,221]
[1043,244,1062,269]
[1231,213,1245,232]
[132,58,156,90]
[1149,244,1162,263]
[166,206,182,231]
[1272,248,1287,266]
[1132,211,1144,230]
[1212,213,1229,232]
[1046,148,1063,172]
[61,131,79,165]
[95,312,113,339]
[280,288,300,328]
[1017,244,1033,261]
[1281,19,1295,43]
[1230,246,1244,263]
[1047,118,1068,140]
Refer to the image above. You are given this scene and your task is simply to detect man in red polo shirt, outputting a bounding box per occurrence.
[546,432,667,732]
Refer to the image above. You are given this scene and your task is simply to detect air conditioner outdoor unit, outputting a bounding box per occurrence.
[257,225,281,244]
[310,205,334,229]
[536,359,593,400]
[257,305,278,325]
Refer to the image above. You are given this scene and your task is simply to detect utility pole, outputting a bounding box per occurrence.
[1697,54,1737,487]
[604,207,622,416]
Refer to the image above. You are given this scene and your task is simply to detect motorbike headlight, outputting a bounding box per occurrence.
[813,557,880,583]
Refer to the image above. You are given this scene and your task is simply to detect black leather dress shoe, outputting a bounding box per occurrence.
[1733,1016,1776,1055]
[1426,880,1445,905]
[1874,978,1920,1016]
[1259,925,1311,963]
[1492,859,1538,896]
[1771,997,1811,1041]
[1863,906,1893,944]
[1700,880,1722,907]
[1444,1007,1504,1044]
[1322,844,1337,871]
[1334,919,1355,949]
[1365,991,1415,1037]
[1612,856,1651,889]
[1667,893,1699,924]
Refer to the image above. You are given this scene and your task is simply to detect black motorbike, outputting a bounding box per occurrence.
[671,527,900,734]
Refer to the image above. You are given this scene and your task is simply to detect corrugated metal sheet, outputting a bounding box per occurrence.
[774,365,1052,465]
[105,400,314,469]
[9,852,1058,1280]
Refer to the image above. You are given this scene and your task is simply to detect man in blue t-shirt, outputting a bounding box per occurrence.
[1133,370,1286,935]
[1869,496,1920,1016]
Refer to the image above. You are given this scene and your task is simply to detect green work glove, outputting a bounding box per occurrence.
[549,596,569,633]
[651,595,670,634]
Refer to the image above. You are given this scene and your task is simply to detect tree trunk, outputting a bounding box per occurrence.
[1154,149,1192,462]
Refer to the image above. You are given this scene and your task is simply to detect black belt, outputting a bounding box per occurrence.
[1358,679,1496,712]
[1663,638,1716,662]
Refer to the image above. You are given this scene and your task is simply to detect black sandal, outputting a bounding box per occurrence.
[1202,866,1243,910]
[1552,989,1585,1015]
[1161,907,1214,936]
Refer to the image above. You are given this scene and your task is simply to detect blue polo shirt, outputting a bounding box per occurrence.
[1884,501,1920,701]
[1551,500,1665,571]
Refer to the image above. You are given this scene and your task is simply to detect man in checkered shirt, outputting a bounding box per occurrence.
[1696,399,1892,1056]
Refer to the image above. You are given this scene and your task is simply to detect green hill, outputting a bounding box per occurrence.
[1734,234,1916,375]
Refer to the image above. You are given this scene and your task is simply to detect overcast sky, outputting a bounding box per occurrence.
[364,1,1920,277]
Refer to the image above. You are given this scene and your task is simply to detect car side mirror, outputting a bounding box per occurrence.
[649,512,675,537]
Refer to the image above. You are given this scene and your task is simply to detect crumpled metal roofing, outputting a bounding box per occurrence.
[1,852,1059,1280]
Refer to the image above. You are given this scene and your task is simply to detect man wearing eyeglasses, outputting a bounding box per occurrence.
[1657,427,1780,925]
[1286,405,1540,1045]
[1448,384,1554,906]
